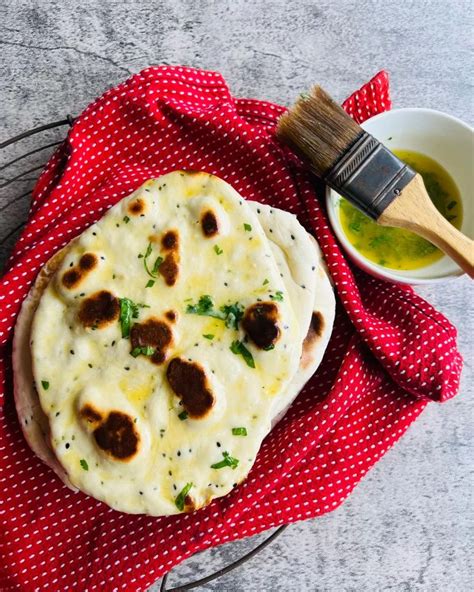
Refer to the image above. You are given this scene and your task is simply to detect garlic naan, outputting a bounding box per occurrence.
[29,172,303,515]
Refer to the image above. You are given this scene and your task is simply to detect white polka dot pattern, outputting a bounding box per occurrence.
[0,67,462,591]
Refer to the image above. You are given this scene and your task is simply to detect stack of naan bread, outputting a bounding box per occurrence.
[13,171,335,516]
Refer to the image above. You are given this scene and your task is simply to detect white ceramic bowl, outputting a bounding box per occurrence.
[326,108,474,284]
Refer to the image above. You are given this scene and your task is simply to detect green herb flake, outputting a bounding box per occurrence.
[220,302,244,330]
[41,380,49,390]
[211,451,240,470]
[214,245,223,255]
[80,459,89,471]
[131,346,156,358]
[244,223,252,232]
[203,334,215,340]
[186,296,244,330]
[446,200,457,211]
[175,482,193,511]
[232,427,247,436]
[178,410,189,421]
[270,291,284,302]
[230,340,255,368]
[263,278,269,286]
[123,215,130,224]
[146,279,155,288]
[152,256,164,274]
[119,297,149,338]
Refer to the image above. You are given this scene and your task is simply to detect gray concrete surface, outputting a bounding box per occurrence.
[0,1,472,591]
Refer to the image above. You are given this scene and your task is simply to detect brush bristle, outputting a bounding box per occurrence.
[277,86,363,178]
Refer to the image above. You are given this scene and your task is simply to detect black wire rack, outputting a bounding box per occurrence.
[0,119,289,591]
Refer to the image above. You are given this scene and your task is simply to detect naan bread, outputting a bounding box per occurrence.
[14,172,335,515]
[13,248,76,490]
[29,172,303,515]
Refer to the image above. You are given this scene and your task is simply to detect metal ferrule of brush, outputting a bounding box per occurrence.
[324,132,416,219]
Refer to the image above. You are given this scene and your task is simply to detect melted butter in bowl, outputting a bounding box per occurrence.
[339,150,463,271]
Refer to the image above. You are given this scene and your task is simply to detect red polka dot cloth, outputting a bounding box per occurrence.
[0,66,462,591]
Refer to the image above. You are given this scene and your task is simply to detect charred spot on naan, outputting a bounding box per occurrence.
[166,357,215,418]
[93,411,139,461]
[62,252,98,289]
[130,317,173,365]
[62,269,82,289]
[78,253,98,271]
[80,404,103,424]
[159,252,179,286]
[183,495,196,512]
[165,310,177,323]
[128,197,145,215]
[201,210,219,237]
[78,290,120,329]
[300,311,325,370]
[161,230,179,251]
[242,302,280,350]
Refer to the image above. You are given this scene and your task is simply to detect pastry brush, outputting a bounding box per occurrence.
[277,87,474,278]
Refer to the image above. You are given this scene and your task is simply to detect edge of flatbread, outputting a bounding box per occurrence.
[13,247,77,491]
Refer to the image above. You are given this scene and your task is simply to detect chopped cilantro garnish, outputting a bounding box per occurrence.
[220,302,244,330]
[203,334,215,340]
[146,279,155,288]
[244,223,252,232]
[131,346,155,358]
[140,242,164,279]
[178,410,189,421]
[152,256,164,274]
[123,215,130,224]
[186,295,222,317]
[211,451,240,470]
[270,291,284,302]
[186,296,244,329]
[232,427,247,436]
[214,245,223,255]
[41,380,49,390]
[348,221,361,233]
[175,482,193,511]
[263,278,269,286]
[230,340,255,368]
[119,297,149,338]
[80,459,89,471]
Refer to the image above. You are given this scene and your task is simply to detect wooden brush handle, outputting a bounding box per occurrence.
[378,174,474,278]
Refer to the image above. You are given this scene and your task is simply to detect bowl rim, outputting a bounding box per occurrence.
[325,107,473,285]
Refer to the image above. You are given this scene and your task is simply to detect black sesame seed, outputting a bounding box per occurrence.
[100,256,105,260]
[139,491,143,495]
[257,208,261,213]
[124,367,130,371]
[55,412,60,417]
[88,363,93,368]
[70,350,75,355]
[168,470,172,476]
[111,340,116,346]
[291,234,295,240]
[92,232,97,236]
[69,262,73,267]
[177,451,181,456]
[65,443,70,449]
[173,484,177,491]
[216,442,221,447]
